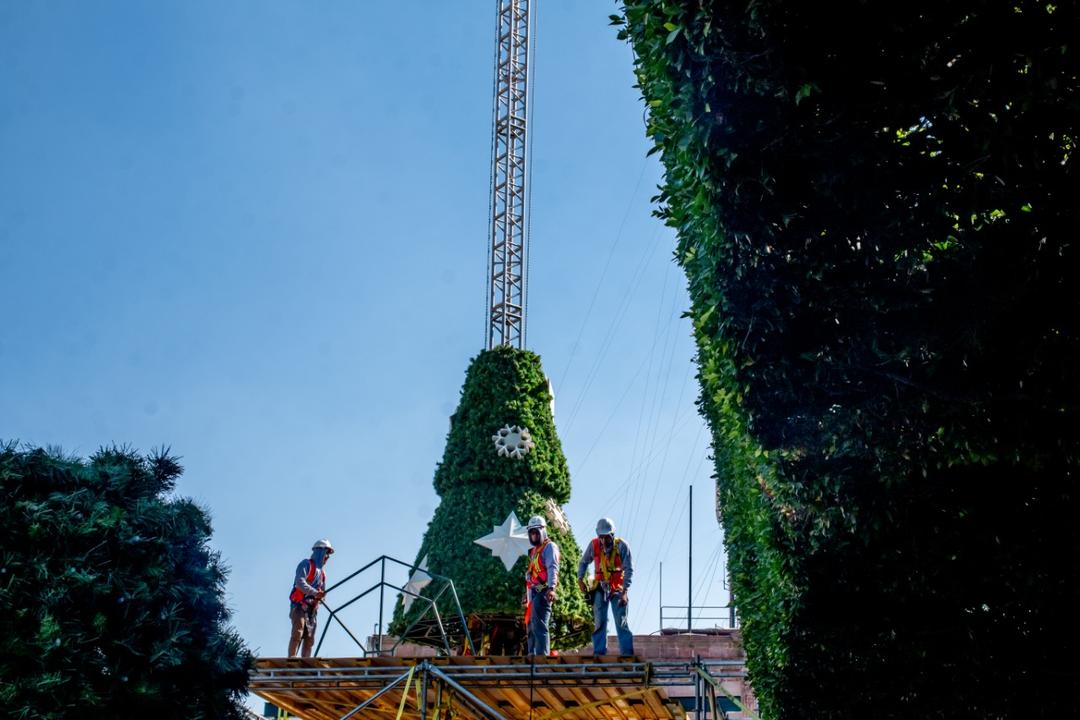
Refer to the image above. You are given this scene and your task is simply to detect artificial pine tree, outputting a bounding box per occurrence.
[393,346,590,652]
[0,444,253,719]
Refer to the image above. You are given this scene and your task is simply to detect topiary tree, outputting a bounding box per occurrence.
[392,346,590,651]
[0,443,253,719]
[617,1,1080,717]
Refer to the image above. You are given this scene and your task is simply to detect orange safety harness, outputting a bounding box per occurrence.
[524,540,551,624]
[288,559,326,605]
[591,537,625,592]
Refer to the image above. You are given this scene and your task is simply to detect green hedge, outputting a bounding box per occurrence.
[393,346,590,648]
[617,2,1080,717]
[0,444,253,719]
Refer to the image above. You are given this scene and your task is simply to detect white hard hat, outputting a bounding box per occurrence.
[526,515,547,531]
[312,538,335,553]
[596,517,615,535]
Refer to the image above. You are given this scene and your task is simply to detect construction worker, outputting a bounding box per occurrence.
[524,515,559,656]
[577,517,634,655]
[288,538,334,657]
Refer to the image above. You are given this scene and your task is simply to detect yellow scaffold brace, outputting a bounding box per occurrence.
[395,666,417,720]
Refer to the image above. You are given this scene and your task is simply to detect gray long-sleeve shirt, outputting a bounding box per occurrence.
[578,538,633,591]
[294,559,326,598]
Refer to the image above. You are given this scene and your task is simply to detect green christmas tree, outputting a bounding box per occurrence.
[393,346,590,651]
[0,443,253,719]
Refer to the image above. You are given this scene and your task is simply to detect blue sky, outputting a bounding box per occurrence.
[0,0,726,675]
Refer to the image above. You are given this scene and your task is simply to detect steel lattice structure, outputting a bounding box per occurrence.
[486,0,532,349]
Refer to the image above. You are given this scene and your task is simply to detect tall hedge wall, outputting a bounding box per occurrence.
[393,346,590,648]
[617,2,1080,717]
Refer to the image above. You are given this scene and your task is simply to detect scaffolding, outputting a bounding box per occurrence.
[251,656,754,720]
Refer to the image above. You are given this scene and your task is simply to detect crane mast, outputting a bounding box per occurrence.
[486,0,533,350]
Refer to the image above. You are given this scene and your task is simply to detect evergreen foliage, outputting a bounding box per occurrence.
[617,2,1080,716]
[0,444,253,719]
[394,346,590,648]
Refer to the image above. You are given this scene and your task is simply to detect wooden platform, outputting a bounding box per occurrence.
[252,656,688,720]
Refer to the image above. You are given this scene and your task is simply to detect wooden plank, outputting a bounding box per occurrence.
[485,685,535,716]
[573,685,626,720]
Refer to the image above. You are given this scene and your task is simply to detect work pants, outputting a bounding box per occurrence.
[592,590,633,656]
[288,603,318,657]
[527,588,552,656]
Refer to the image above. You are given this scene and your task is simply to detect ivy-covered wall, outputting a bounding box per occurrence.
[617,2,1080,717]
[394,346,590,648]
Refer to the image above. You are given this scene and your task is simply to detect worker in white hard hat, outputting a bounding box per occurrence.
[524,515,560,656]
[577,517,634,655]
[287,538,334,657]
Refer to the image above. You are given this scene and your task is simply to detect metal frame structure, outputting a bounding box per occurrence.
[251,658,755,720]
[658,606,738,634]
[312,555,475,657]
[486,0,533,349]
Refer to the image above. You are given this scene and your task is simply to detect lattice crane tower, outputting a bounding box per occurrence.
[486,0,533,350]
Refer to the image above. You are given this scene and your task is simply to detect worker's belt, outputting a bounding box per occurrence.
[592,585,625,601]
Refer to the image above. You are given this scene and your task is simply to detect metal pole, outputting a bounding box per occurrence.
[393,595,445,654]
[426,665,509,720]
[688,484,693,634]
[315,604,368,657]
[659,561,663,632]
[700,657,705,720]
[324,554,386,594]
[431,602,451,656]
[378,558,386,654]
[420,662,430,720]
[693,658,701,720]
[447,581,476,655]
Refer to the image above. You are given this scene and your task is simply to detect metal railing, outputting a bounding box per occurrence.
[659,605,738,632]
[313,555,475,657]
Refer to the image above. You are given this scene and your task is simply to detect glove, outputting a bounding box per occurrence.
[544,588,556,603]
[577,578,588,594]
[618,591,628,606]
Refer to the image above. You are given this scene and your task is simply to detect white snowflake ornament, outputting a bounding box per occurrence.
[492,424,535,460]
[544,499,570,532]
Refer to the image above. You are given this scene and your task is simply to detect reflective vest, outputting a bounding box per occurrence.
[527,540,551,588]
[591,537,625,592]
[289,559,325,604]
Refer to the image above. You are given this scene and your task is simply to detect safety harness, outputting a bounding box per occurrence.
[289,559,325,606]
[591,537,625,592]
